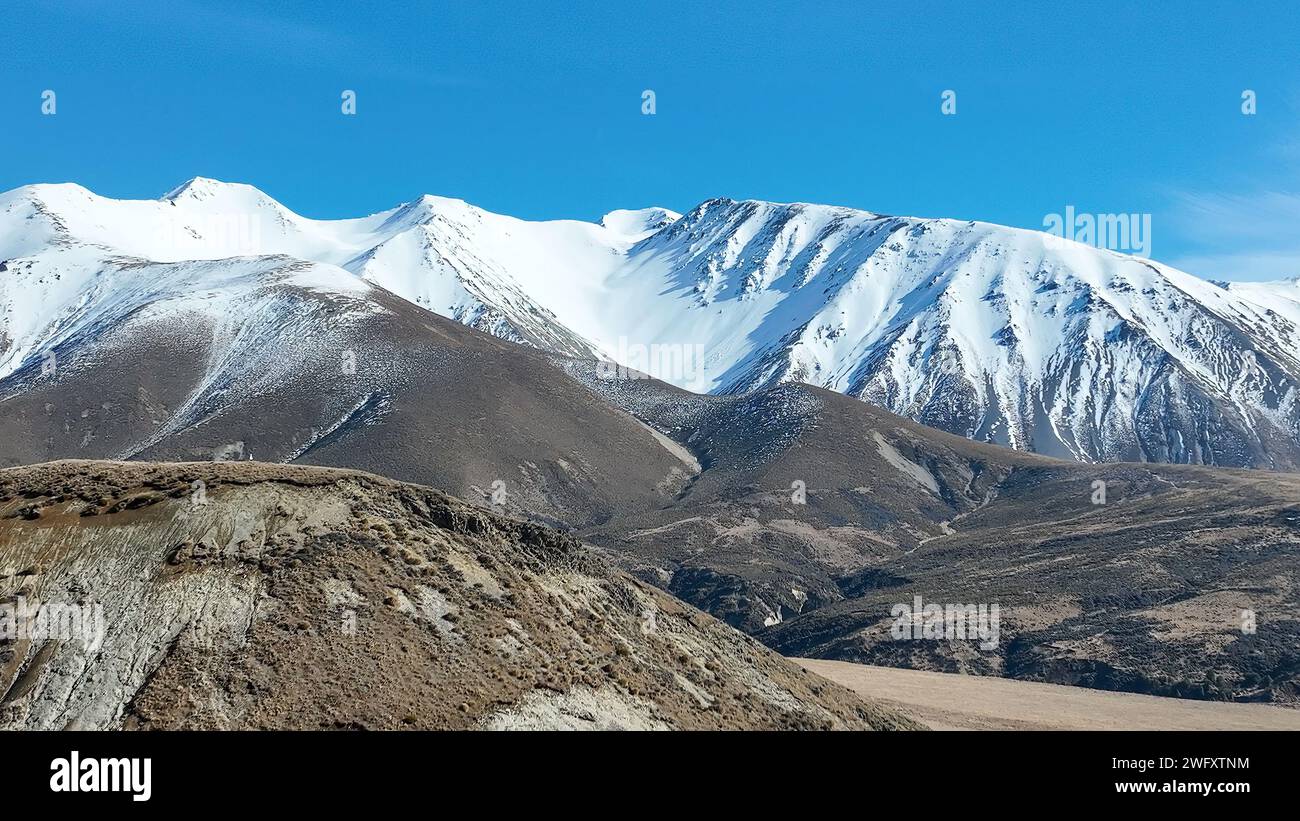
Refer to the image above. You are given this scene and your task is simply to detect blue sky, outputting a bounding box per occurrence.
[4,0,1300,279]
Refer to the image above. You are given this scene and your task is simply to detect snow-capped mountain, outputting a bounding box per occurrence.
[5,177,1300,468]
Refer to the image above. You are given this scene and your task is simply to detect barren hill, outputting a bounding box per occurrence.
[0,460,916,730]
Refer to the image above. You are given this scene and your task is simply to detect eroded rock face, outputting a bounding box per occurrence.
[0,460,917,730]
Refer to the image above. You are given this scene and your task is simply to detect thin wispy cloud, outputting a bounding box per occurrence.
[1168,249,1300,283]
[1166,190,1300,282]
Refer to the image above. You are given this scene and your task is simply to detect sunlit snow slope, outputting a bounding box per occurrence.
[4,178,1300,467]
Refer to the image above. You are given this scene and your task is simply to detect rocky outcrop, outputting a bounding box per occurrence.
[0,460,918,730]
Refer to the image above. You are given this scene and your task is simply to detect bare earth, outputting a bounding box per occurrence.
[797,658,1300,731]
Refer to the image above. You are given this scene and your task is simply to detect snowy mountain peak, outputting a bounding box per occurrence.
[4,181,95,203]
[7,179,1300,468]
[160,176,257,202]
[393,193,485,226]
[600,207,681,239]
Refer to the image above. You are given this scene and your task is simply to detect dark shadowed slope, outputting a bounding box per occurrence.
[561,365,1300,706]
[0,263,696,528]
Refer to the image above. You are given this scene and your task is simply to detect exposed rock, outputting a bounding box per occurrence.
[0,460,917,731]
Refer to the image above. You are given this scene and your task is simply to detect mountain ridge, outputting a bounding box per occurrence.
[6,178,1300,468]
